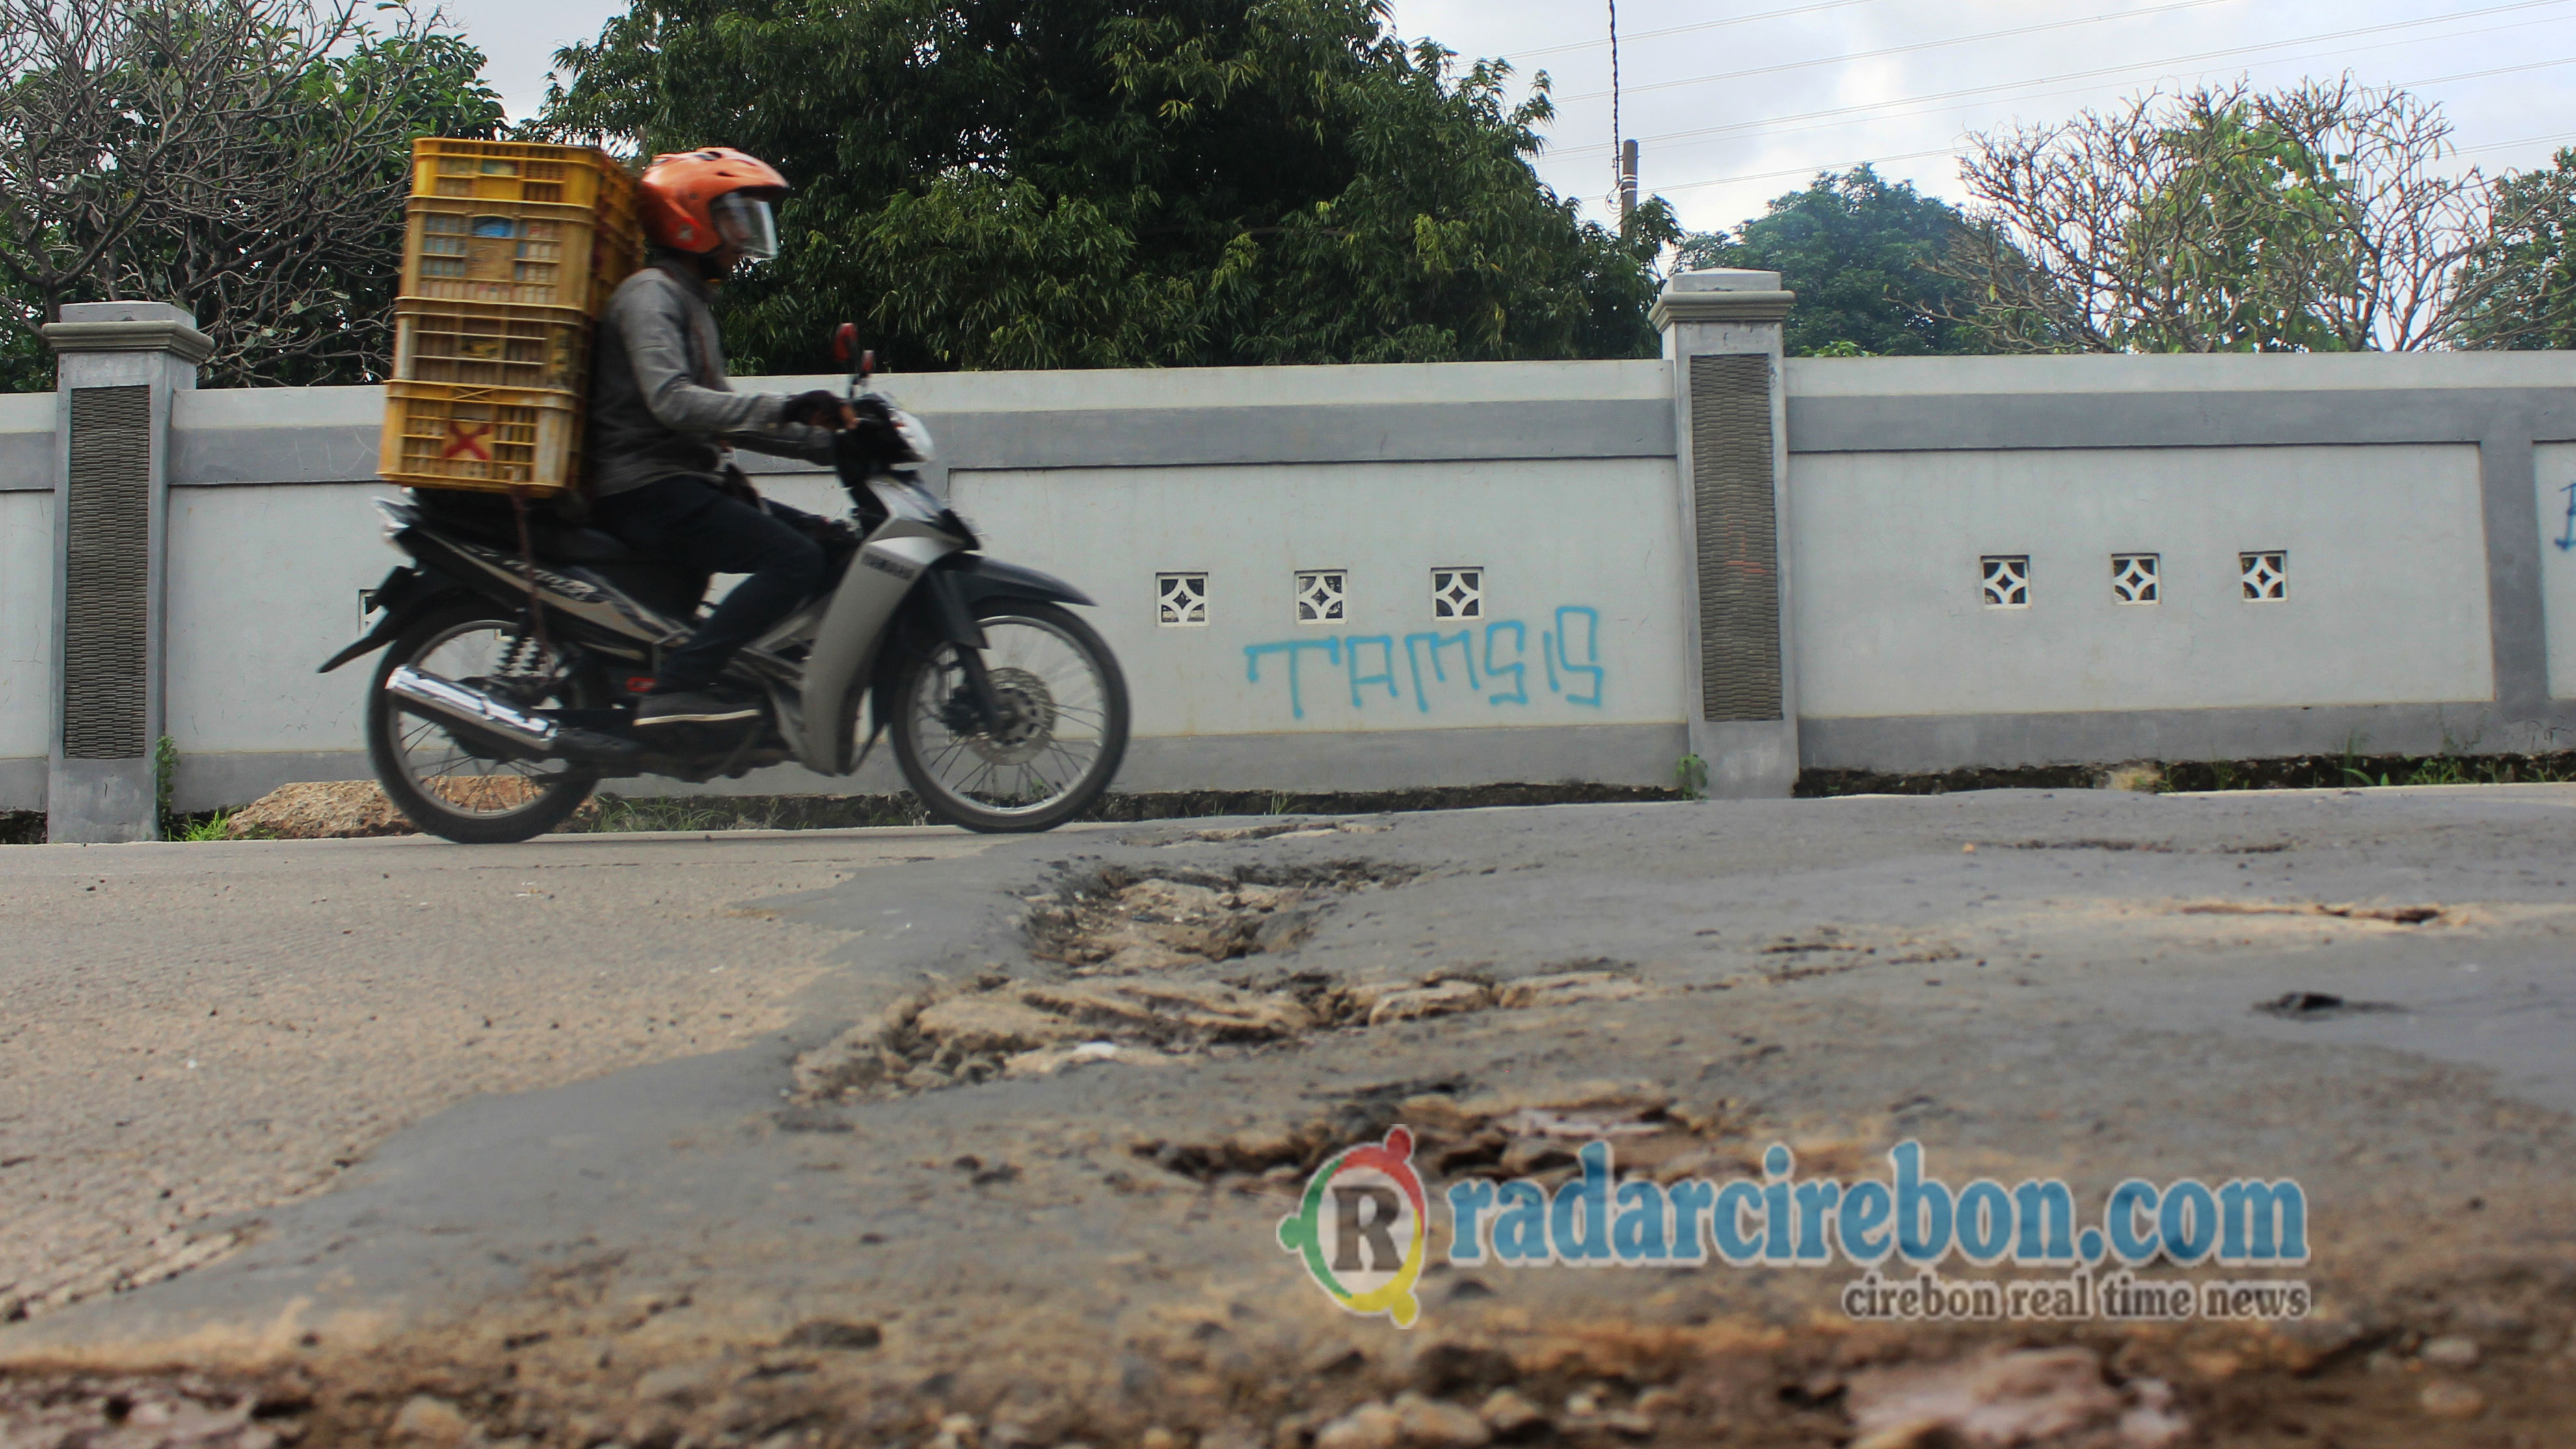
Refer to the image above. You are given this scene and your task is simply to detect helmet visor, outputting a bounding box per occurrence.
[709,193,779,260]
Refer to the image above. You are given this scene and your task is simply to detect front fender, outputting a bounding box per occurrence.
[933,554,1097,609]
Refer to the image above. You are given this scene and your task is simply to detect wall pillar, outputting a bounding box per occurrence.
[40,302,211,842]
[1652,269,1800,797]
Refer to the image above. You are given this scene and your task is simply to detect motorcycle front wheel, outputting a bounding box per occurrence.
[366,600,602,845]
[889,599,1129,833]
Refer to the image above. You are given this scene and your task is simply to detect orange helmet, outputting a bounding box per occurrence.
[639,146,788,258]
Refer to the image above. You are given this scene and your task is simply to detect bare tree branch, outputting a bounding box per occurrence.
[1933,77,2499,354]
[0,0,500,384]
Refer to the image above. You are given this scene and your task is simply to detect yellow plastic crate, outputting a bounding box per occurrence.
[394,300,591,392]
[402,197,641,313]
[411,138,628,209]
[380,380,583,496]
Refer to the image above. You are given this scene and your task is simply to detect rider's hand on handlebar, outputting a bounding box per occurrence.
[779,389,852,429]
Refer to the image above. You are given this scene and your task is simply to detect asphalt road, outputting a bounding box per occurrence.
[3,787,2573,1448]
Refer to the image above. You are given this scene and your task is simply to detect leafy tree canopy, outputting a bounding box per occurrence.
[1676,166,1979,357]
[537,0,1676,373]
[0,0,503,390]
[2453,146,2576,351]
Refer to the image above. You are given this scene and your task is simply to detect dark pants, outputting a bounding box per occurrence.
[592,476,829,693]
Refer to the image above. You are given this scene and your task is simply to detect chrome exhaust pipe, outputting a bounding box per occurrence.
[385,665,560,752]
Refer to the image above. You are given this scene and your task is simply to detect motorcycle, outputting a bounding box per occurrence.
[321,326,1129,844]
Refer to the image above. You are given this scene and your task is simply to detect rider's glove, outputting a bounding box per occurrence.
[777,390,848,428]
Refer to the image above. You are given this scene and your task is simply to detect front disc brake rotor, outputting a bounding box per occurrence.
[964,666,1056,765]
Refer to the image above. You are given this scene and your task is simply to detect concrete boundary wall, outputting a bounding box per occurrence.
[13,288,2576,827]
[1782,354,2576,771]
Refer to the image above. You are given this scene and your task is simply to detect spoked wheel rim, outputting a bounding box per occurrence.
[903,612,1114,819]
[385,619,588,821]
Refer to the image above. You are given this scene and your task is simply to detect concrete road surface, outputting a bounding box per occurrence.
[3,788,2573,1448]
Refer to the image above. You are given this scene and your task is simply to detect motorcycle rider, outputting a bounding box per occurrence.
[587,146,854,728]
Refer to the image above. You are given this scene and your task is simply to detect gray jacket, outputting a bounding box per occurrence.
[587,258,833,498]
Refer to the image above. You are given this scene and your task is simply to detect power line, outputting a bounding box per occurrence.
[1649,53,2576,194]
[1514,0,1889,62]
[2456,127,2576,155]
[1547,10,2576,163]
[1607,0,1622,206]
[1555,0,2573,106]
[1558,0,2249,103]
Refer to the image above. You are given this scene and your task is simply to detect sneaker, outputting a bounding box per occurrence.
[636,689,760,726]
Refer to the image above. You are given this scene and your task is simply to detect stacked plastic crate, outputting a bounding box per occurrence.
[379,139,643,496]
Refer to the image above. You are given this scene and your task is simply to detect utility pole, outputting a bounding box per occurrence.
[1621,139,1639,223]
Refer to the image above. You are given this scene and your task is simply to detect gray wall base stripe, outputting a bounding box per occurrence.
[0,756,44,811]
[1788,389,2576,454]
[933,399,1675,471]
[82,703,2576,816]
[172,751,373,813]
[163,725,1689,812]
[1799,702,2576,775]
[1116,724,1686,793]
[0,431,53,492]
[168,400,1680,486]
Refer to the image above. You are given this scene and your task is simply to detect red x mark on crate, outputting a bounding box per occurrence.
[441,418,494,461]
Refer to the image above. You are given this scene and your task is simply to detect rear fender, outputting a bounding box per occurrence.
[318,566,468,672]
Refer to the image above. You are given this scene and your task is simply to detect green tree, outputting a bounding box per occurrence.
[1675,165,1980,357]
[537,0,1676,373]
[2453,148,2576,350]
[0,0,503,390]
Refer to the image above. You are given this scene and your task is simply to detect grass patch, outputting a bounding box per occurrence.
[1797,765,2102,797]
[167,808,241,842]
[2161,749,2576,791]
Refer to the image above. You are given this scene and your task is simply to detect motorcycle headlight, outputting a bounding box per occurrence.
[890,407,936,464]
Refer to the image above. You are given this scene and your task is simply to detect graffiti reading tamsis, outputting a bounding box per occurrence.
[1244,607,1607,720]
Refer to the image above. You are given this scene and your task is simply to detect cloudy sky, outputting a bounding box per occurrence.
[443,0,2576,237]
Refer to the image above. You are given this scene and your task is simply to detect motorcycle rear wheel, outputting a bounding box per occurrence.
[366,600,603,845]
[890,600,1129,833]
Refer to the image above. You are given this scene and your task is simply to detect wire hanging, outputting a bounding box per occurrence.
[1607,0,1624,209]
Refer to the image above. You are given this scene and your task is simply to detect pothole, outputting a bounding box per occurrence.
[1132,1080,1730,1188]
[792,962,1658,1101]
[790,864,1666,1100]
[1025,860,1410,973]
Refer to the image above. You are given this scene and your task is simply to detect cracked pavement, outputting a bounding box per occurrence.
[3,786,2574,1446]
